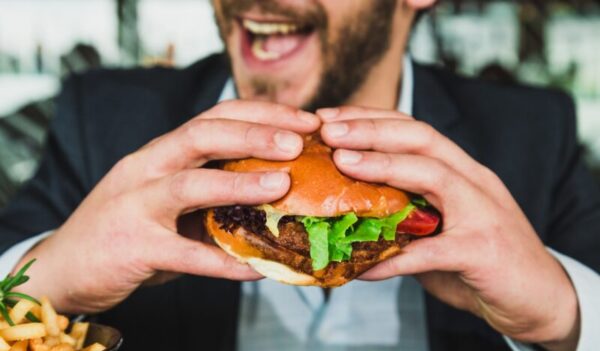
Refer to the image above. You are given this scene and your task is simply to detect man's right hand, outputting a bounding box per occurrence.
[15,100,321,314]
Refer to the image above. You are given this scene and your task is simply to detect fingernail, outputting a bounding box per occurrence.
[297,111,318,125]
[260,172,286,190]
[317,108,340,121]
[337,150,363,165]
[324,122,349,138]
[274,131,300,153]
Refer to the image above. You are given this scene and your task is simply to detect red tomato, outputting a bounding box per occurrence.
[396,208,440,236]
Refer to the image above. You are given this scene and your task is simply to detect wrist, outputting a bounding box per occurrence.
[535,262,580,351]
[13,235,74,314]
[538,286,580,351]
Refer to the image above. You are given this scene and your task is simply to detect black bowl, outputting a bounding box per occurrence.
[84,323,123,350]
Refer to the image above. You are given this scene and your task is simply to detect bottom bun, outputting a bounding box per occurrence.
[205,210,411,287]
[213,236,319,286]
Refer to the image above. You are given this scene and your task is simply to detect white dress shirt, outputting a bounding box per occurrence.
[1,57,599,351]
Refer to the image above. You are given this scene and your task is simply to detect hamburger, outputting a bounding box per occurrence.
[205,135,440,287]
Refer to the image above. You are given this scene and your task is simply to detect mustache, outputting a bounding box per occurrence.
[219,0,327,29]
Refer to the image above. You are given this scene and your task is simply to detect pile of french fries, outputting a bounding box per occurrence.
[0,297,105,351]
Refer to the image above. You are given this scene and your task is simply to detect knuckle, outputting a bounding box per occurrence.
[354,119,379,149]
[230,172,251,196]
[273,103,297,117]
[378,256,399,275]
[414,121,437,150]
[379,153,394,171]
[112,153,137,175]
[184,119,220,154]
[169,171,193,204]
[184,118,209,140]
[365,118,378,134]
[243,124,262,144]
[479,165,502,186]
[428,159,453,191]
[338,105,361,115]
[219,253,240,275]
[242,124,269,152]
[379,153,397,181]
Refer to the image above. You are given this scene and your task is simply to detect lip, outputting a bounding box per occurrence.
[237,18,317,71]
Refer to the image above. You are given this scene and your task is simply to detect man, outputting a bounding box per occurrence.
[0,0,599,350]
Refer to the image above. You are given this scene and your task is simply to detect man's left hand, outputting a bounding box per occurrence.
[318,106,579,351]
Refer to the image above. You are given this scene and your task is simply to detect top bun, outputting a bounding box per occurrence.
[224,134,410,217]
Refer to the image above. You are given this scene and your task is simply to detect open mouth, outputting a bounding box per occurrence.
[239,17,316,65]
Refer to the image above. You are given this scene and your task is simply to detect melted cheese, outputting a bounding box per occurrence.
[258,204,287,238]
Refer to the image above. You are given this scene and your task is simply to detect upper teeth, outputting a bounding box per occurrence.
[243,19,299,35]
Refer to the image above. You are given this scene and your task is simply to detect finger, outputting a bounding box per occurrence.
[322,119,487,186]
[144,169,291,217]
[359,235,465,280]
[414,272,479,315]
[133,119,304,178]
[148,234,263,281]
[332,150,480,212]
[316,106,413,122]
[200,100,321,133]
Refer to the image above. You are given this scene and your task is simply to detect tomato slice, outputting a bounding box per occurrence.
[396,208,440,236]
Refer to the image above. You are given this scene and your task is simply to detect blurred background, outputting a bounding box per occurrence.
[0,0,599,207]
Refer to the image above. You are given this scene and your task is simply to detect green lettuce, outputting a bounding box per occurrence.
[302,217,331,271]
[301,203,418,271]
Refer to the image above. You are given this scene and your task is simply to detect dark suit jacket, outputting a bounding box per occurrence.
[1,54,599,351]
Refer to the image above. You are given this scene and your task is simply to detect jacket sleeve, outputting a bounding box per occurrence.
[0,75,90,254]
[545,93,600,273]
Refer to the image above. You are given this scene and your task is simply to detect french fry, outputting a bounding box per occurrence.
[0,321,9,330]
[49,344,75,351]
[0,336,10,351]
[29,338,49,351]
[68,323,88,350]
[44,336,60,347]
[0,323,46,341]
[8,340,27,351]
[57,316,69,332]
[58,333,76,346]
[8,299,36,325]
[81,344,105,351]
[40,297,60,337]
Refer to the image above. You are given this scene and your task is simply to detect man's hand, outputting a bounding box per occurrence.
[16,100,320,314]
[318,106,579,351]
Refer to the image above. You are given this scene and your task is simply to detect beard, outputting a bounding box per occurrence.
[213,0,397,111]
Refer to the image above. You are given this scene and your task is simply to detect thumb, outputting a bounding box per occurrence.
[147,232,263,281]
[360,235,464,280]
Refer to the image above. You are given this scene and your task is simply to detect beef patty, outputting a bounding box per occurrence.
[212,205,414,263]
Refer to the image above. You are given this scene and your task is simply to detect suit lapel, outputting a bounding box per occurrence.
[412,63,461,132]
[190,54,231,117]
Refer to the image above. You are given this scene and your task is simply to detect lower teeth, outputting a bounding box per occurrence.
[251,37,281,61]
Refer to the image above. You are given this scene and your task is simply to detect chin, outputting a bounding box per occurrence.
[236,79,320,108]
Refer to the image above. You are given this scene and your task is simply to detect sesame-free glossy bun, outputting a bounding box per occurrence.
[224,134,411,217]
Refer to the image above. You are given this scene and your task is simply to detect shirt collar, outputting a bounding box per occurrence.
[218,56,414,115]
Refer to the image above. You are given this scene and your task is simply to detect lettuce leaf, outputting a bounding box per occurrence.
[300,203,418,271]
[381,203,415,241]
[302,217,331,271]
[329,213,357,262]
[339,219,382,244]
